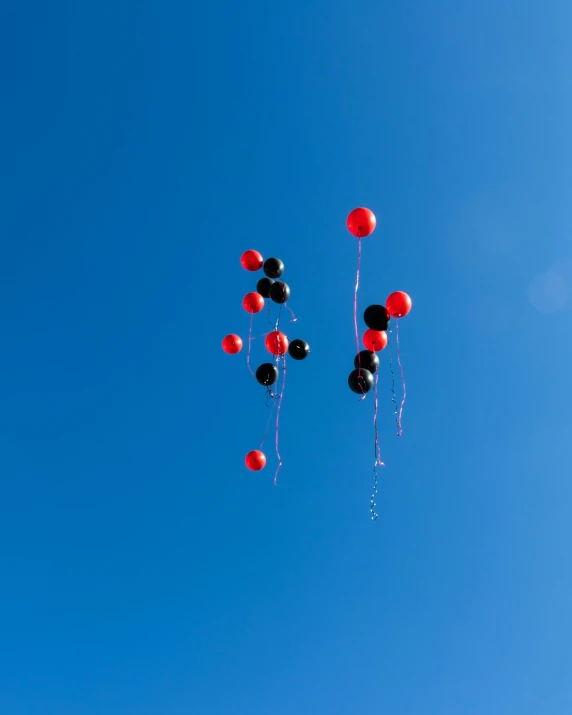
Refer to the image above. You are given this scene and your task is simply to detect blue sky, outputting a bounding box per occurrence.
[1,1,571,713]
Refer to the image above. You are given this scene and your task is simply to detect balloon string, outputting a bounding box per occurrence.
[373,371,383,468]
[353,239,366,401]
[246,314,255,377]
[275,304,283,330]
[388,333,399,433]
[285,303,297,323]
[274,353,286,485]
[260,388,277,449]
[371,371,384,521]
[396,320,406,436]
[354,238,362,374]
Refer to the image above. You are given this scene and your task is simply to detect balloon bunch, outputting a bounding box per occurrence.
[346,208,413,520]
[222,250,310,483]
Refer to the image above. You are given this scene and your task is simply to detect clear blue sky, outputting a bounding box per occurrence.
[1,1,571,713]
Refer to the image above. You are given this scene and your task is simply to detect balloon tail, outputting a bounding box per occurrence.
[353,238,362,372]
[353,239,367,401]
[246,314,255,377]
[396,320,406,436]
[273,353,286,485]
[388,336,399,433]
[275,304,283,330]
[371,371,384,520]
[260,388,278,449]
[285,303,297,323]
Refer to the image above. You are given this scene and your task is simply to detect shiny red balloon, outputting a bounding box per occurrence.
[347,207,376,238]
[386,291,412,318]
[222,334,243,354]
[240,250,263,272]
[363,329,388,352]
[245,450,266,471]
[265,330,289,356]
[243,292,264,314]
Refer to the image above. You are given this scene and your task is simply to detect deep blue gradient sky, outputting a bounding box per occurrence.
[1,2,572,713]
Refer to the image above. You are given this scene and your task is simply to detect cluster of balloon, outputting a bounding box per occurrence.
[223,249,310,484]
[346,207,413,520]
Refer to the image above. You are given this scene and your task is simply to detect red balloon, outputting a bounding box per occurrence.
[363,329,388,352]
[245,450,266,471]
[386,291,412,318]
[240,250,263,272]
[265,330,289,356]
[243,292,264,314]
[222,334,243,354]
[347,207,376,238]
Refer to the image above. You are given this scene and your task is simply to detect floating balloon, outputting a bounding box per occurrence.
[222,334,243,354]
[243,292,264,314]
[363,329,388,352]
[245,450,266,471]
[257,277,275,298]
[288,339,310,360]
[265,330,289,356]
[270,280,291,304]
[364,304,390,331]
[354,350,379,374]
[348,368,374,394]
[256,362,279,386]
[386,291,412,318]
[347,208,376,238]
[241,250,263,272]
[263,257,284,279]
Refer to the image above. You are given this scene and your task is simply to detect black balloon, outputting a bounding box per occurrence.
[364,304,390,331]
[348,368,374,394]
[354,350,379,374]
[256,362,279,386]
[270,280,290,304]
[257,277,274,298]
[288,339,310,360]
[263,257,284,278]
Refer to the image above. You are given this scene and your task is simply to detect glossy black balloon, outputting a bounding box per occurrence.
[364,304,390,331]
[256,277,274,298]
[256,362,279,386]
[288,339,310,360]
[270,280,290,304]
[263,257,284,279]
[348,368,374,394]
[354,350,379,374]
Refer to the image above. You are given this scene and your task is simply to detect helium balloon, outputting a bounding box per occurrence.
[270,280,290,304]
[265,330,289,356]
[288,339,310,360]
[222,334,243,354]
[364,304,390,331]
[263,257,284,279]
[363,329,388,352]
[257,277,274,298]
[243,292,264,314]
[245,450,266,471]
[354,350,379,374]
[348,368,374,394]
[240,250,263,272]
[386,291,412,318]
[347,208,376,238]
[256,362,279,386]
